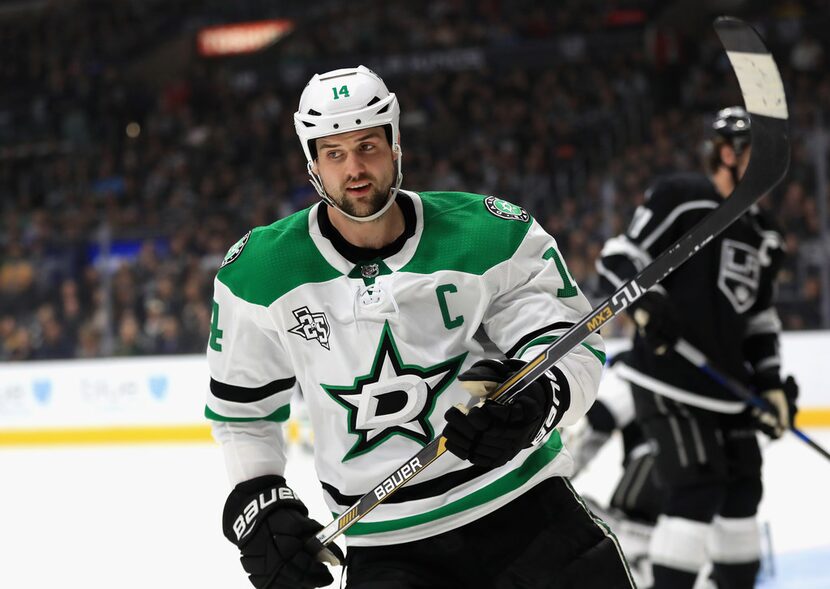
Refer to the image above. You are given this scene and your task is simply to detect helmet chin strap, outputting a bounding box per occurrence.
[307,144,404,224]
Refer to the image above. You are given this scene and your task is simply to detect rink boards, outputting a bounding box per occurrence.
[0,332,827,447]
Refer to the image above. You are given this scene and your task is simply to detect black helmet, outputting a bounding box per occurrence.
[712,106,751,154]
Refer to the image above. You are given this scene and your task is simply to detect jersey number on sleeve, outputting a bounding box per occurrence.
[543,247,578,298]
[210,300,223,352]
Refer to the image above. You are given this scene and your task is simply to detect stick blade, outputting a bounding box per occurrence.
[714,17,788,121]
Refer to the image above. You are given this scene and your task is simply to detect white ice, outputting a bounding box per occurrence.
[0,429,827,588]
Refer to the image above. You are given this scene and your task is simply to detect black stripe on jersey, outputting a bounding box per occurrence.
[506,321,574,358]
[321,464,490,506]
[210,377,296,403]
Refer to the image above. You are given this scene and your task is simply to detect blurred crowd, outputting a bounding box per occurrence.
[1,0,829,361]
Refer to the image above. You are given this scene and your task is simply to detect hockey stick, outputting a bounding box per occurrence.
[314,16,790,549]
[673,338,830,461]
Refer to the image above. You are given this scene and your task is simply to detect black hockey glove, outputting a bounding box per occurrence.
[750,373,799,440]
[629,291,681,355]
[442,359,571,469]
[223,475,344,589]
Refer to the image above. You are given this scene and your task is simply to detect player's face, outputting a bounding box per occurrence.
[314,127,397,218]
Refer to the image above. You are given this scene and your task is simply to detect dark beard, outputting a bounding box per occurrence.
[335,186,391,218]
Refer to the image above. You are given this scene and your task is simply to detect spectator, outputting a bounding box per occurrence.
[76,322,102,358]
[113,313,149,357]
[0,243,37,317]
[34,316,73,360]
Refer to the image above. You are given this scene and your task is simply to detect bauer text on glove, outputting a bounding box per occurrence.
[223,475,344,589]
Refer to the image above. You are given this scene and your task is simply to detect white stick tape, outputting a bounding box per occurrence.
[726,51,788,119]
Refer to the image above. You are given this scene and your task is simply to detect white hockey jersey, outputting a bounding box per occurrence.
[206,190,605,546]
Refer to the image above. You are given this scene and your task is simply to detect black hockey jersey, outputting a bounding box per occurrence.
[596,173,786,413]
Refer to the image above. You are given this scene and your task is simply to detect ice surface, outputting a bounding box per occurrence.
[0,430,827,588]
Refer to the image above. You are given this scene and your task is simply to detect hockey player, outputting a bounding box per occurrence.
[596,106,798,589]
[206,65,635,588]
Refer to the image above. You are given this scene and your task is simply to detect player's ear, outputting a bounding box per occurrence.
[392,133,401,161]
[311,160,319,175]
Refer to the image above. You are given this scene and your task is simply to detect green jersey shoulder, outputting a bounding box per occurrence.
[216,206,341,307]
[403,191,535,276]
[216,191,535,304]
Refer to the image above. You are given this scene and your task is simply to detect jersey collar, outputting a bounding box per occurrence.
[308,190,424,274]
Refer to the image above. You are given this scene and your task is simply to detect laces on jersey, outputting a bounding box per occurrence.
[352,279,400,330]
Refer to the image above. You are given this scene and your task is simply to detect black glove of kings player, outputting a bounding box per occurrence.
[629,290,681,355]
[223,475,344,589]
[750,372,799,439]
[442,358,571,468]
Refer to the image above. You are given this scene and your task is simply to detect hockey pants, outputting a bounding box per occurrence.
[343,476,636,589]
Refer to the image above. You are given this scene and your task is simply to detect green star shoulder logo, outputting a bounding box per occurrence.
[484,196,530,222]
[321,321,467,461]
[220,230,252,268]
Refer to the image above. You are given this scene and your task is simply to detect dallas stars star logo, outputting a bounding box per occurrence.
[321,322,466,461]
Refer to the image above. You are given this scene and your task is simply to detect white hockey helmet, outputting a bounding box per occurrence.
[293,65,403,222]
